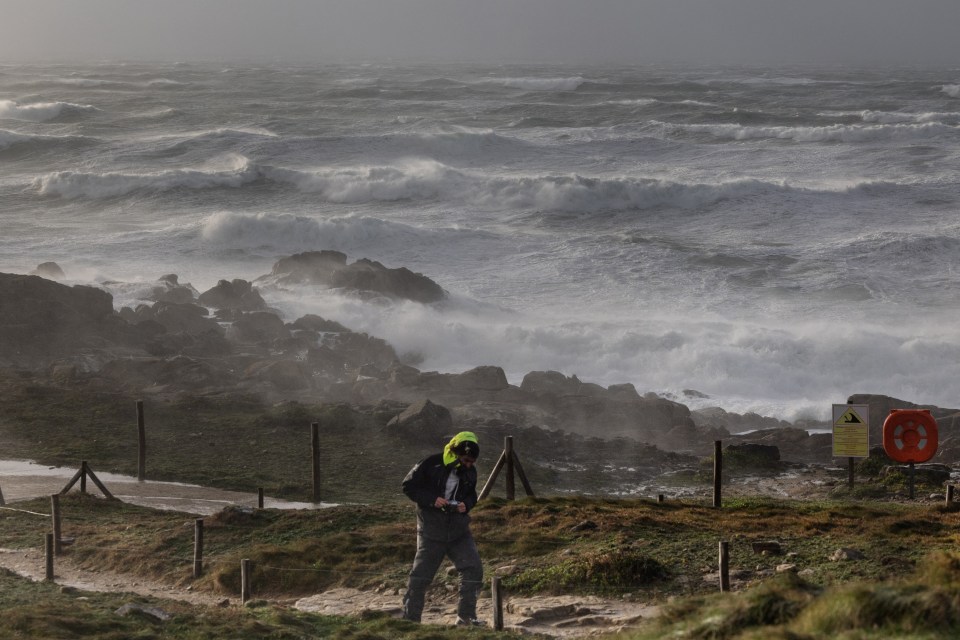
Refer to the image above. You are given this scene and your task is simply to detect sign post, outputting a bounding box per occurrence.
[833,404,870,488]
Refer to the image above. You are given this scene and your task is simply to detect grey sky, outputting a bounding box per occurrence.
[2,0,959,66]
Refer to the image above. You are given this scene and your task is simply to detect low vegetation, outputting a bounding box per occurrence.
[3,493,960,637]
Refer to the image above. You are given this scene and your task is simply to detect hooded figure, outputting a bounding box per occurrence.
[401,431,484,626]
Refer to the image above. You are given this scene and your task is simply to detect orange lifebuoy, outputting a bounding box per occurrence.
[882,409,938,463]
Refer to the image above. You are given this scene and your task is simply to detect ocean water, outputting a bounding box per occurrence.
[2,61,960,421]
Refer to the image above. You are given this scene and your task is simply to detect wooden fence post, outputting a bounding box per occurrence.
[947,485,955,506]
[0,480,5,506]
[241,558,252,604]
[492,576,504,631]
[504,436,515,501]
[50,495,62,555]
[657,494,665,503]
[713,441,722,508]
[80,460,88,494]
[311,422,321,503]
[45,533,54,581]
[137,400,146,482]
[193,519,204,578]
[258,488,264,510]
[719,540,730,592]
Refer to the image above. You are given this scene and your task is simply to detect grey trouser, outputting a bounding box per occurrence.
[402,531,483,622]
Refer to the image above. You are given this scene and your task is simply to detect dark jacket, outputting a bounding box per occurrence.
[402,452,478,541]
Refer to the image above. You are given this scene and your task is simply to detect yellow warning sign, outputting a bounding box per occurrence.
[832,404,870,458]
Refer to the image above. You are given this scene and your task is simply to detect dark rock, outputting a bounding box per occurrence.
[31,262,65,279]
[520,371,588,397]
[386,399,453,439]
[226,312,290,344]
[198,279,267,311]
[608,383,642,401]
[726,443,781,463]
[244,360,311,391]
[0,273,131,365]
[449,366,510,391]
[266,251,445,304]
[147,302,222,336]
[148,274,198,304]
[290,314,350,333]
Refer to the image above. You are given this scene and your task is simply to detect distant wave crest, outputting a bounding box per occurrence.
[0,99,98,122]
[33,157,262,198]
[480,76,586,91]
[0,128,92,151]
[200,211,429,252]
[665,121,958,142]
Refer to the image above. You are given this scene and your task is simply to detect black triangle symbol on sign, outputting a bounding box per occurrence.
[838,410,863,425]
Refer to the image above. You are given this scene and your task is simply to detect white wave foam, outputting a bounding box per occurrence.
[267,287,960,422]
[0,99,97,122]
[666,120,958,142]
[941,84,960,98]
[259,159,888,211]
[33,157,261,198]
[200,211,430,252]
[480,76,586,91]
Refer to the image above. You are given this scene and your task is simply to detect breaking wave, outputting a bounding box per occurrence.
[941,84,960,98]
[0,99,98,122]
[200,211,431,252]
[32,158,262,198]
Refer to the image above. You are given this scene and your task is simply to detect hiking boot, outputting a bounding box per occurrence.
[456,617,486,627]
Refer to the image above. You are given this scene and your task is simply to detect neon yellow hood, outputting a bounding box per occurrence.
[443,431,479,466]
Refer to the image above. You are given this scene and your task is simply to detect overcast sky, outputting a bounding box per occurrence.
[3,0,959,66]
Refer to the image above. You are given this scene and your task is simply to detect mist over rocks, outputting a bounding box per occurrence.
[4,269,960,471]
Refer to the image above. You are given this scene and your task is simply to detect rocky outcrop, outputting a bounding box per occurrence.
[147,274,198,305]
[386,399,454,439]
[264,251,445,303]
[198,279,267,311]
[226,312,290,345]
[31,262,65,279]
[0,273,134,365]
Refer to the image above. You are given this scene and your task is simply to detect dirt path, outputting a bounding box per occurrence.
[0,547,659,637]
[0,545,228,607]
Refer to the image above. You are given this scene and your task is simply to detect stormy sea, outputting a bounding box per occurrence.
[2,61,959,421]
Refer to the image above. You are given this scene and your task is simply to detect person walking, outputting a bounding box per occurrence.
[401,431,484,626]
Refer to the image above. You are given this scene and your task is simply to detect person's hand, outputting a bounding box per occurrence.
[456,502,466,513]
[434,497,448,509]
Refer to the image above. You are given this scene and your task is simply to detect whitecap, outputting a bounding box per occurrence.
[0,99,98,122]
